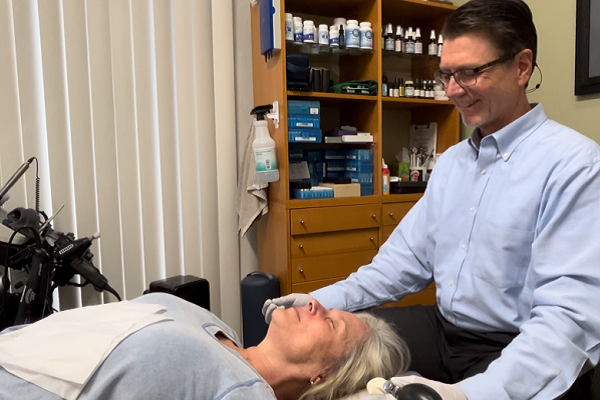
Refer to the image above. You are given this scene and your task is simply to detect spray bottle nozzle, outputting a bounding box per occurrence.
[250,104,273,121]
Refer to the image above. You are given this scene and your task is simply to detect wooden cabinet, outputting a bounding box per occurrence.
[250,0,459,306]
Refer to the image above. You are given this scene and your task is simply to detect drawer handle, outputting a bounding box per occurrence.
[371,214,377,219]
[300,220,305,225]
[298,244,304,249]
[389,212,394,217]
[299,269,305,275]
[370,237,375,241]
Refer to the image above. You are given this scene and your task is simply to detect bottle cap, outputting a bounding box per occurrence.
[285,13,293,19]
[396,25,403,35]
[386,23,393,34]
[319,24,328,30]
[406,80,413,85]
[415,28,421,37]
[360,22,371,28]
[438,34,444,43]
[430,29,436,39]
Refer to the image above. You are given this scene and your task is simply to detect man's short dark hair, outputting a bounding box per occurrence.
[442,0,538,67]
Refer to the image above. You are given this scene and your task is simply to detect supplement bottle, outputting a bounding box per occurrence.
[303,20,316,43]
[405,80,415,98]
[359,22,373,49]
[345,20,360,48]
[285,13,294,41]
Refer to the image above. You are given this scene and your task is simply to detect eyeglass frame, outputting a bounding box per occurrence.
[433,53,516,89]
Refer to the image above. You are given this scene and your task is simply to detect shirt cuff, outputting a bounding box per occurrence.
[456,374,510,400]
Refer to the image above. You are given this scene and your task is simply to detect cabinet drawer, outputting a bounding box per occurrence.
[382,225,396,243]
[291,229,378,258]
[290,204,380,235]
[382,202,416,226]
[291,250,376,283]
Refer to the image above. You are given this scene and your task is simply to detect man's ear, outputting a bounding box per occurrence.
[516,49,534,87]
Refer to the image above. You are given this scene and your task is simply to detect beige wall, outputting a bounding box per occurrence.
[453,0,600,142]
[526,0,600,142]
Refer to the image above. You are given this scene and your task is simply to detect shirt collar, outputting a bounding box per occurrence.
[467,103,548,161]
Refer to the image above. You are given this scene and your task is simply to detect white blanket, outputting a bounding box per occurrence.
[0,301,171,400]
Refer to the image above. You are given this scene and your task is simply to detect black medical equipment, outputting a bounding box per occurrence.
[241,271,279,347]
[145,275,210,311]
[0,157,121,330]
[383,379,443,400]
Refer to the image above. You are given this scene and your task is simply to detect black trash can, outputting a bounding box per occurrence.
[241,271,280,347]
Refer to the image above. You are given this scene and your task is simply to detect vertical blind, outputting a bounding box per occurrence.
[0,0,241,331]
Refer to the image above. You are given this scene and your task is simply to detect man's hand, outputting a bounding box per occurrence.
[390,376,468,400]
[261,293,313,324]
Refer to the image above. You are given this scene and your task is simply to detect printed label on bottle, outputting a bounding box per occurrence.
[254,148,278,172]
[385,37,394,51]
[285,23,293,41]
[360,30,372,49]
[406,42,415,54]
[346,28,360,47]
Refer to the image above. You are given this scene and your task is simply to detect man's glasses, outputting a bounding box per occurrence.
[433,53,515,89]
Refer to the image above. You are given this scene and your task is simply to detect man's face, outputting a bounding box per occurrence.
[440,34,525,136]
[267,299,369,371]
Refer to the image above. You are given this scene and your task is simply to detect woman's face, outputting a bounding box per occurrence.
[266,299,369,371]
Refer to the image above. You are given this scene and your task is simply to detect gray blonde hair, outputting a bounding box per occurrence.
[299,312,410,400]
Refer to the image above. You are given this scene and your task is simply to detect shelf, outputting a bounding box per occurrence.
[286,41,375,56]
[382,97,453,109]
[287,91,378,103]
[382,0,456,23]
[287,192,423,209]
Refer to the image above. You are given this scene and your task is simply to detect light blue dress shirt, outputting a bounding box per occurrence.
[312,104,600,400]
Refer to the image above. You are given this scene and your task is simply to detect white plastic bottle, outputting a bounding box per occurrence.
[359,22,373,49]
[251,105,279,183]
[345,20,360,48]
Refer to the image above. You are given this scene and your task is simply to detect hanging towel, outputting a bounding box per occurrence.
[237,123,269,236]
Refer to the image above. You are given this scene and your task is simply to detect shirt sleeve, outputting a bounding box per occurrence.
[457,157,600,400]
[311,192,435,312]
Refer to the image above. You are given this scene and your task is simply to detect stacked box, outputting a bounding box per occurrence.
[288,100,322,143]
[345,149,373,196]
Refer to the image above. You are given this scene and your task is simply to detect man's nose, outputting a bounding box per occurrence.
[445,76,465,98]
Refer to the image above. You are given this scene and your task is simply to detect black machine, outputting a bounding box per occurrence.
[0,157,120,330]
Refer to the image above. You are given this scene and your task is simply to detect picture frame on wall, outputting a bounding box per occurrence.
[575,0,600,95]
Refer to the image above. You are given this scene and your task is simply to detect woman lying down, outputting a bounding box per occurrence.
[0,292,409,400]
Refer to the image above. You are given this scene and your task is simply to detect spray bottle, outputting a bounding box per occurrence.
[251,105,280,183]
[382,159,390,195]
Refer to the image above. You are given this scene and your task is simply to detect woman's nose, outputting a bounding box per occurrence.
[306,299,324,315]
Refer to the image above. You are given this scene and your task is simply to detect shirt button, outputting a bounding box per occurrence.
[481,169,487,175]
[503,153,508,158]
[470,206,476,212]
[462,244,467,249]
[448,281,454,286]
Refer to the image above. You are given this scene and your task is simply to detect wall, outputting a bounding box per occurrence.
[233,1,260,284]
[452,0,600,141]
[526,0,600,142]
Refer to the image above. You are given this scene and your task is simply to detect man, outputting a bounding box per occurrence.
[263,1,600,399]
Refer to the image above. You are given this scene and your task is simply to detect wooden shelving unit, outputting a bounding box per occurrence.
[250,0,459,304]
